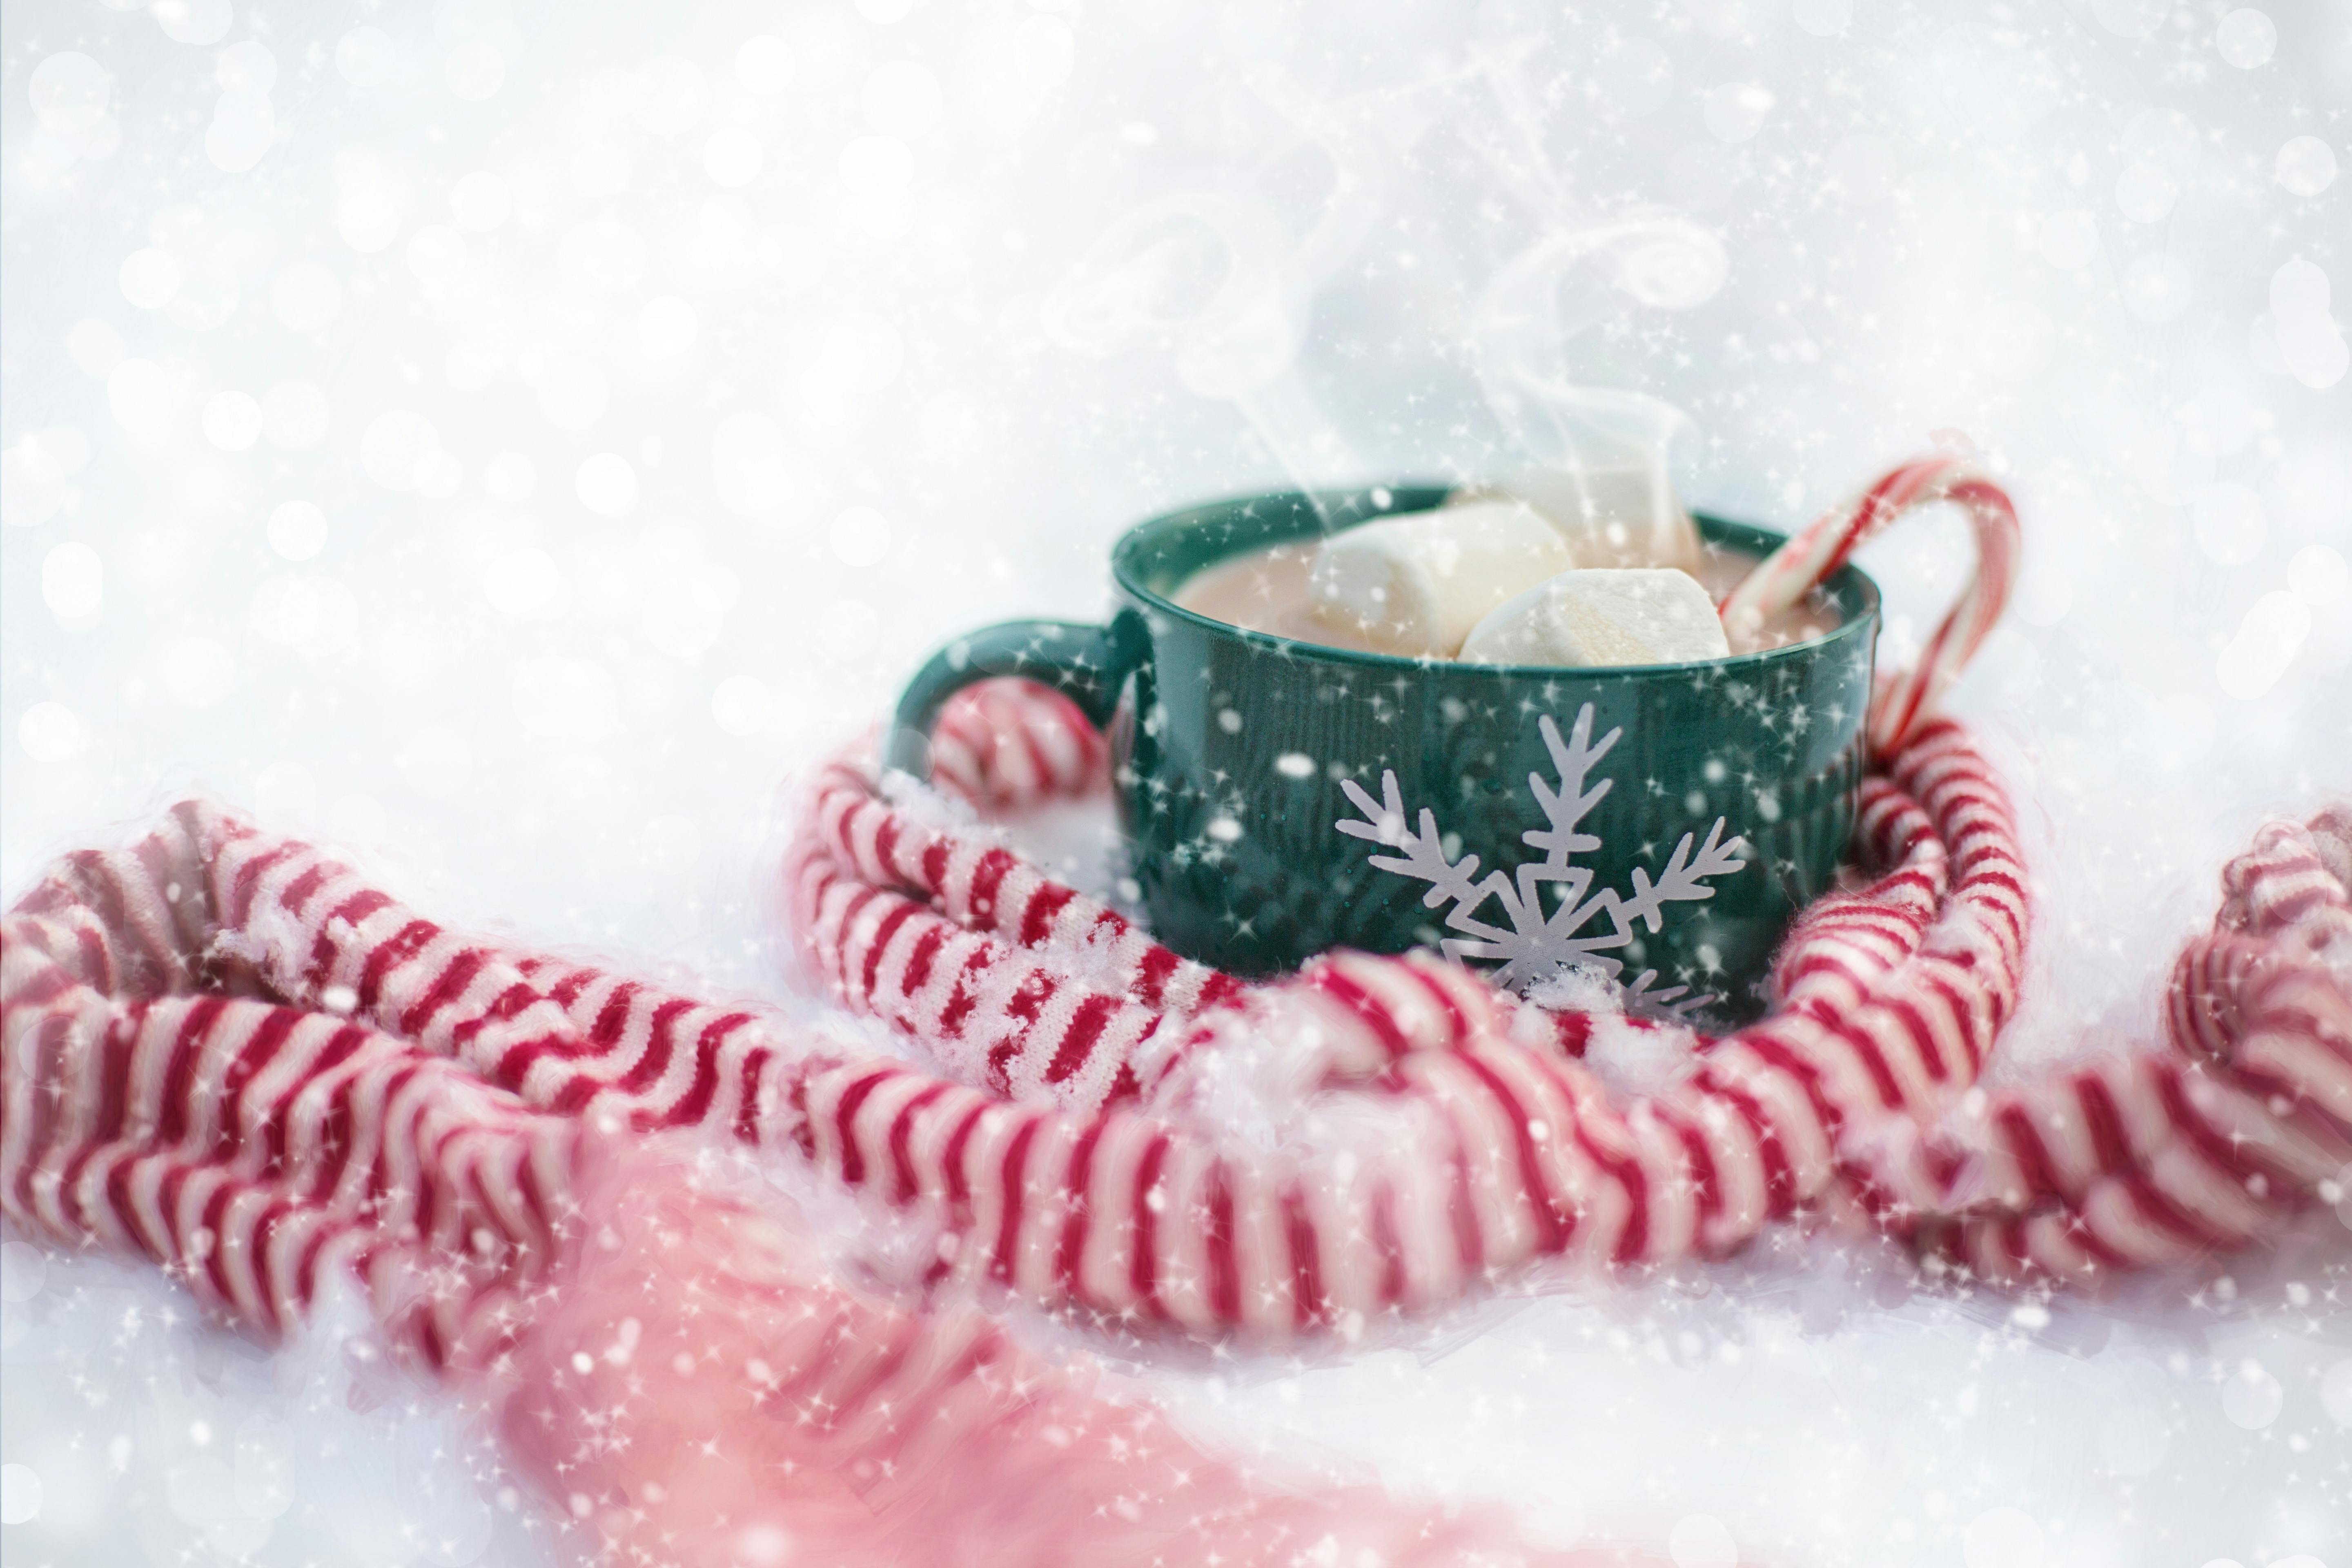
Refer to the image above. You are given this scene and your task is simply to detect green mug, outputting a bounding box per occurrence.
[886,486,1879,1023]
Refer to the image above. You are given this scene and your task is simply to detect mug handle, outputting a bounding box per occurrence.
[884,619,1120,780]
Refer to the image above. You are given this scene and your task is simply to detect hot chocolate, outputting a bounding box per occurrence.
[1173,533,1833,659]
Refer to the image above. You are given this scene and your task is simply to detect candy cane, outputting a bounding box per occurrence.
[1718,454,2023,756]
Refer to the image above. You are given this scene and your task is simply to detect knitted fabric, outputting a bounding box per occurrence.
[7,693,2345,1353]
[791,685,2352,1319]
[5,457,2348,1555]
[0,790,1641,1566]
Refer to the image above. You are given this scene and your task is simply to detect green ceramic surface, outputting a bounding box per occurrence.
[887,486,1879,1024]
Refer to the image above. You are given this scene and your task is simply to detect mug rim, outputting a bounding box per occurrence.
[1110,482,1881,679]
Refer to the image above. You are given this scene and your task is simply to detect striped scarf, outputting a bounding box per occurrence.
[7,470,2347,1560]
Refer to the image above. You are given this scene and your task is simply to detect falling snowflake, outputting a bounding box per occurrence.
[1334,702,1747,1014]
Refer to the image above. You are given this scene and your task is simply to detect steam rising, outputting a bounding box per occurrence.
[1047,73,1727,533]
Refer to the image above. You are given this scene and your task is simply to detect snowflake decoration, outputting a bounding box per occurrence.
[1335,702,1748,1015]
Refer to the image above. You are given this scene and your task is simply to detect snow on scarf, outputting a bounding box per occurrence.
[5,458,2346,1563]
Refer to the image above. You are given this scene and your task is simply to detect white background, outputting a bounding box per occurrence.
[3,0,2349,1563]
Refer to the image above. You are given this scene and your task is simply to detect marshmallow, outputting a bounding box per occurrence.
[1454,461,1705,575]
[1307,500,1577,658]
[1459,568,1731,668]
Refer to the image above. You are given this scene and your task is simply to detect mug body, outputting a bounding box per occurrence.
[1104,486,1878,1023]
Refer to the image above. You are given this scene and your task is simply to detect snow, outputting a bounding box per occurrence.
[4,0,2351,1564]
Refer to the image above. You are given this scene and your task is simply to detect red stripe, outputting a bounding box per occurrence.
[2074,1076,2133,1178]
[247,1198,301,1327]
[1134,946,1177,1008]
[1054,1118,1107,1298]
[1016,720,1058,799]
[1018,882,1078,947]
[859,900,920,997]
[937,950,991,1037]
[548,1070,601,1117]
[825,885,885,993]
[1128,1132,1170,1315]
[414,1118,460,1242]
[106,1158,154,1258]
[310,1063,370,1203]
[869,814,902,881]
[69,1003,133,1132]
[310,889,392,973]
[399,947,486,1038]
[589,982,637,1052]
[13,1013,86,1215]
[783,1076,814,1159]
[1996,1103,2065,1203]
[1563,1115,1647,1265]
[292,1211,336,1305]
[731,1048,771,1146]
[1920,969,1984,1076]
[1044,993,1118,1086]
[898,923,947,998]
[155,996,229,1146]
[1200,1161,1242,1327]
[829,1070,893,1189]
[227,842,298,926]
[662,1013,750,1128]
[484,1022,579,1093]
[1881,993,1949,1085]
[1815,1016,1906,1112]
[940,1100,990,1212]
[278,862,332,918]
[966,849,1015,923]
[887,1083,951,1204]
[1313,966,1409,1059]
[362,1063,428,1216]
[57,1018,140,1220]
[218,1007,303,1157]
[990,1117,1039,1283]
[357,920,439,1010]
[1106,1059,1142,1103]
[1548,1009,1592,1057]
[198,1180,242,1309]
[2151,1064,2278,1196]
[272,1025,367,1176]
[1197,971,1247,1011]
[615,998,694,1095]
[1283,1182,1324,1327]
[1405,964,1472,1044]
[1454,1054,1569,1256]
[447,982,542,1056]
[1715,1084,1793,1215]
[1660,1105,1722,1229]
[2123,1173,2236,1249]
[515,1136,560,1252]
[74,924,112,991]
[546,965,596,1009]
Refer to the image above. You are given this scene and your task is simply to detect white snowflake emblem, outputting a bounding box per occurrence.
[1334,703,1748,1014]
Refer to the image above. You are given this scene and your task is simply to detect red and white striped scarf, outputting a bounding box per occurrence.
[6,463,2348,1559]
[5,686,2345,1561]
